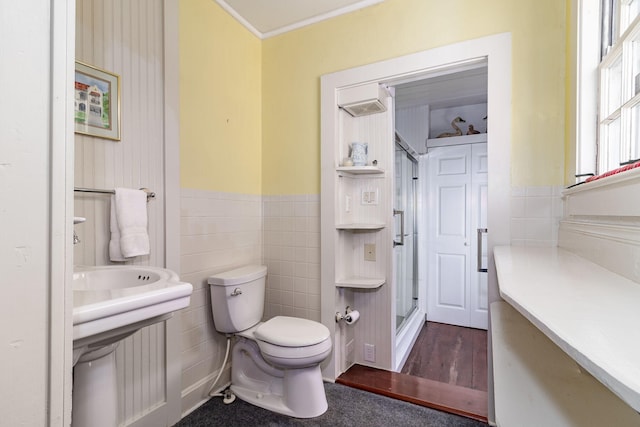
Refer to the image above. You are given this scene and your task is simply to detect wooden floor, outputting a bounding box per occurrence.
[402,321,487,391]
[336,322,488,423]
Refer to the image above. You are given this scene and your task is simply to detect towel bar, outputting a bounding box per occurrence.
[74,187,155,202]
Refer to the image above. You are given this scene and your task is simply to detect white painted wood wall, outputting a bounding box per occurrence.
[396,105,430,154]
[335,97,395,371]
[74,1,170,425]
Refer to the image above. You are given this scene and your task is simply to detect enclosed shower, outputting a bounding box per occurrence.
[394,135,418,332]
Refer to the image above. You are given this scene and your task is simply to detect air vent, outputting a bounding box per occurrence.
[341,99,387,117]
[338,83,389,117]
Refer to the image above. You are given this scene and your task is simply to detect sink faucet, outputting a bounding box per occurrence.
[73,216,86,245]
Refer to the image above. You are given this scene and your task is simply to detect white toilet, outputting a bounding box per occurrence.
[208,265,332,418]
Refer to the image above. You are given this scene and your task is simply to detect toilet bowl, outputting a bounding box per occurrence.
[208,265,332,418]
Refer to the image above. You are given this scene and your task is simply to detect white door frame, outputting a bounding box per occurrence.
[321,33,511,422]
[51,0,75,425]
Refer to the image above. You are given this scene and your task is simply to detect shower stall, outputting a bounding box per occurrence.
[394,135,419,332]
[393,132,424,370]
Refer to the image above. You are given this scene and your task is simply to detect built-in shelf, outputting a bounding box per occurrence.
[336,223,385,231]
[494,245,640,414]
[491,301,640,426]
[336,166,385,175]
[336,277,385,289]
[426,132,487,149]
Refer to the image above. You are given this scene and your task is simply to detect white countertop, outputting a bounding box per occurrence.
[494,245,640,412]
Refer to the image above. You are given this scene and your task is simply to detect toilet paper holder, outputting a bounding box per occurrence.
[335,306,359,324]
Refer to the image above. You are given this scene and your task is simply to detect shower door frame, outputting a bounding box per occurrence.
[393,136,424,371]
[394,138,419,333]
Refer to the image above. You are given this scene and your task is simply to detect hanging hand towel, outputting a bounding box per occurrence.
[112,188,150,259]
[109,195,126,262]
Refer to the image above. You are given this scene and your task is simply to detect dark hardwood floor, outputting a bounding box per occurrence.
[402,321,487,391]
[337,321,488,423]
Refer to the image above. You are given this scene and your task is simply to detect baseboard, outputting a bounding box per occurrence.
[180,367,231,420]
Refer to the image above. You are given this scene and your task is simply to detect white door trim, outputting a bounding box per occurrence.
[162,0,183,424]
[51,0,75,424]
[321,34,511,421]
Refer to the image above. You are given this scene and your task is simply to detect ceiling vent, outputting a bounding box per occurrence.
[338,83,388,117]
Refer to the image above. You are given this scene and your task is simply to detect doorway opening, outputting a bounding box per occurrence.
[386,63,490,420]
[320,33,512,424]
[393,59,489,352]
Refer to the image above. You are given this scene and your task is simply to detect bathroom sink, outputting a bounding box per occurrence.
[71,265,192,426]
[73,265,193,361]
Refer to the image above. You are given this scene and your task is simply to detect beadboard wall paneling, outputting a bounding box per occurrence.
[179,189,262,413]
[74,0,165,268]
[396,104,430,154]
[74,1,168,426]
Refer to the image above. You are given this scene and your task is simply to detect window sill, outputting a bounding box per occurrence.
[564,165,640,196]
[562,166,640,218]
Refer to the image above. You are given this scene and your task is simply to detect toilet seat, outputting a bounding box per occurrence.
[253,316,331,362]
[257,336,332,361]
[255,316,329,347]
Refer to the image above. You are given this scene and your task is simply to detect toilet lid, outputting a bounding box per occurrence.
[254,316,329,347]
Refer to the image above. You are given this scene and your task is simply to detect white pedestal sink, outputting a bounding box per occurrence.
[72,265,192,427]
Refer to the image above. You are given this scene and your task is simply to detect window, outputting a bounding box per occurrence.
[598,0,640,173]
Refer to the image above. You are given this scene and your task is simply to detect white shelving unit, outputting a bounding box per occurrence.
[335,223,385,230]
[335,277,385,289]
[332,103,392,291]
[492,245,640,425]
[321,82,395,371]
[426,132,487,149]
[336,166,385,175]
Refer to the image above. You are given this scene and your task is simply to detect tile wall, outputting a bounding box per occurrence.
[179,189,262,406]
[510,185,564,246]
[178,190,322,410]
[177,185,561,411]
[262,195,322,322]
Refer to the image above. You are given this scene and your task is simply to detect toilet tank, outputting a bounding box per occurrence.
[208,265,267,333]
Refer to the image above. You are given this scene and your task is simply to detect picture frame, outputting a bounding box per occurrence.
[74,61,121,141]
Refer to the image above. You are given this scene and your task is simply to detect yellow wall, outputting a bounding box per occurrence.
[565,0,578,185]
[179,0,262,194]
[262,0,567,194]
[179,0,568,194]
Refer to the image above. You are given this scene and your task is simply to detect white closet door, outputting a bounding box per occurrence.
[426,143,487,329]
[470,143,488,329]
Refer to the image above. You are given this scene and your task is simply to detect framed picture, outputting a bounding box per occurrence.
[74,61,121,140]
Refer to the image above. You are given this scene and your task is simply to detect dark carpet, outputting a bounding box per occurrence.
[174,382,488,427]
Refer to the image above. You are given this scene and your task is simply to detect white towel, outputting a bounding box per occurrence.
[109,195,126,261]
[109,188,149,261]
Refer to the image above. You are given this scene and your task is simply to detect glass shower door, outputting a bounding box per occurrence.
[394,142,418,332]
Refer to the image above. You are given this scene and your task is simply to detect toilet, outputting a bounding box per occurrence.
[208,265,332,418]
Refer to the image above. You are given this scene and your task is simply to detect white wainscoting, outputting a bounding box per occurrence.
[262,194,322,322]
[510,185,564,247]
[179,189,262,415]
[74,1,170,425]
[559,169,640,284]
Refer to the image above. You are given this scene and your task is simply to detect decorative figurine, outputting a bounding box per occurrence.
[467,124,480,135]
[437,116,466,138]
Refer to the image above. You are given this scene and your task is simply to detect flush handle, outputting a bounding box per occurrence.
[230,288,243,297]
